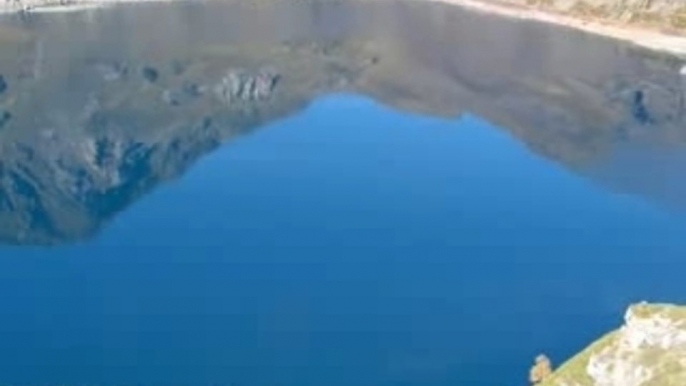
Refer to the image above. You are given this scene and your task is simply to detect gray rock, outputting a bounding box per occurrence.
[161,82,203,106]
[182,82,202,98]
[0,75,8,94]
[214,69,279,104]
[94,62,128,82]
[161,89,181,106]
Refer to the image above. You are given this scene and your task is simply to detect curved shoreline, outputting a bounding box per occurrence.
[419,0,686,58]
[3,0,686,59]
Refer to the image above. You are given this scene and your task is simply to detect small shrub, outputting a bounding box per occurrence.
[530,354,554,384]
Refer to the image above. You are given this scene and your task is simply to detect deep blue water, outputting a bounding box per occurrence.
[1,94,685,385]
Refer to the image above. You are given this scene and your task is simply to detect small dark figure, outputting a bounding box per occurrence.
[142,66,159,83]
[199,117,212,130]
[0,75,8,94]
[0,111,12,129]
[632,90,651,124]
[182,82,202,97]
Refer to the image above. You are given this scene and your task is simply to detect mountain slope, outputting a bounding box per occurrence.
[493,0,686,32]
[0,0,684,244]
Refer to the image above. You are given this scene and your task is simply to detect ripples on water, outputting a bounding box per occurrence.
[0,1,684,385]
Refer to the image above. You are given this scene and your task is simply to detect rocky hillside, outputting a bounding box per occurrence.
[3,0,686,35]
[0,0,684,244]
[495,0,686,32]
[537,303,686,386]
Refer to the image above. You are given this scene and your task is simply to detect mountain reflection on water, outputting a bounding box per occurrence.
[0,0,684,244]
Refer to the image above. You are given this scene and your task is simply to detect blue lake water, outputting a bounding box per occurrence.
[2,94,686,385]
[0,1,685,385]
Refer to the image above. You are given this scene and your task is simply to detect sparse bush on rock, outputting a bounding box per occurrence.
[529,354,553,384]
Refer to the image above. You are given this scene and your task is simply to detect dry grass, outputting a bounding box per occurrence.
[669,6,686,29]
[538,303,686,386]
[568,1,610,19]
[538,332,619,386]
[630,302,686,321]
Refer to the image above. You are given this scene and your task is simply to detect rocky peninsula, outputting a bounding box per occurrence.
[533,303,686,386]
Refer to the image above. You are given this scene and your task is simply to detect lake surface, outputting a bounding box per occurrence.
[0,1,685,385]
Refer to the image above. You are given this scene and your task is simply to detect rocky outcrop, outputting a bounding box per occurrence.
[0,60,289,244]
[212,69,279,104]
[530,354,554,384]
[539,303,686,386]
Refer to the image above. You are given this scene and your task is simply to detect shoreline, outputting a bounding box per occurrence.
[420,0,686,58]
[3,0,686,59]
